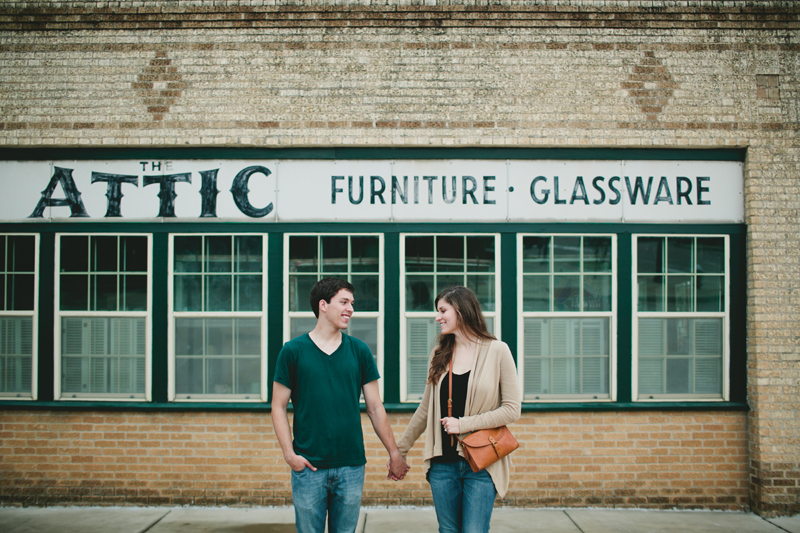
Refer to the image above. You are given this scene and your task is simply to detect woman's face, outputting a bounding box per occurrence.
[435,299,459,336]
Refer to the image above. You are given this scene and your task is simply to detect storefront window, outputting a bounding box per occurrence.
[171,235,265,400]
[0,234,36,398]
[519,235,615,401]
[402,234,499,401]
[635,236,727,399]
[57,234,149,399]
[285,234,382,377]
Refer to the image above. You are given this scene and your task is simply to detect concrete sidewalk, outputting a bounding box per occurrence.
[0,506,799,533]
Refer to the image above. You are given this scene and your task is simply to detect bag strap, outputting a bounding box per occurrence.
[448,356,453,446]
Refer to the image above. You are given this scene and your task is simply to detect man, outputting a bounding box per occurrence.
[272,277,409,533]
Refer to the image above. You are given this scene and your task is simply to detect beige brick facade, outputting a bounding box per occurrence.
[1,0,799,517]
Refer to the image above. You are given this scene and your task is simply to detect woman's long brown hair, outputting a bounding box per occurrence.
[427,286,496,384]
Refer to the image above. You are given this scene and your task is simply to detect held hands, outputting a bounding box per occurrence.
[385,451,410,481]
[440,417,460,436]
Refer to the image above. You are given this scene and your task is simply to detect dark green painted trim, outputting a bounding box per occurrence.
[616,233,633,403]
[267,231,284,402]
[37,233,55,402]
[500,233,517,360]
[383,233,401,404]
[0,401,749,412]
[728,231,747,404]
[151,233,169,403]
[0,147,747,162]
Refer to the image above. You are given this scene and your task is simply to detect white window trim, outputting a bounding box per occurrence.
[631,234,730,402]
[516,233,618,403]
[399,233,502,403]
[282,233,385,399]
[168,233,268,402]
[54,233,152,401]
[0,233,39,400]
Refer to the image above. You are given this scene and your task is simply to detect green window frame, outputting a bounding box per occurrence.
[55,234,151,400]
[169,234,267,401]
[0,234,38,399]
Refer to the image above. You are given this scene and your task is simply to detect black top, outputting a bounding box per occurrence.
[432,370,471,463]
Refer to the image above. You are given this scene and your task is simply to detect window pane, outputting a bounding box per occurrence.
[235,318,261,356]
[696,275,724,312]
[466,236,494,272]
[697,237,725,274]
[121,274,147,312]
[174,275,202,312]
[121,236,148,272]
[405,236,434,272]
[466,275,495,312]
[553,275,580,312]
[407,317,438,399]
[60,274,88,311]
[522,275,550,312]
[7,273,34,311]
[235,275,263,312]
[174,236,202,273]
[205,275,232,312]
[437,274,463,295]
[91,236,117,272]
[175,357,202,395]
[436,236,463,272]
[322,236,348,274]
[352,275,379,312]
[206,357,233,394]
[206,236,232,273]
[637,237,664,273]
[638,275,664,312]
[584,236,612,273]
[522,236,550,273]
[667,237,694,274]
[666,358,691,393]
[290,317,317,340]
[351,236,379,273]
[206,318,234,356]
[406,275,434,312]
[667,276,693,312]
[235,235,263,273]
[553,236,580,273]
[0,274,5,311]
[61,236,88,272]
[289,236,317,273]
[289,275,318,312]
[583,275,611,312]
[90,274,118,311]
[348,317,378,356]
[8,236,35,272]
[236,358,261,395]
[0,317,33,393]
[0,236,5,270]
[175,318,204,356]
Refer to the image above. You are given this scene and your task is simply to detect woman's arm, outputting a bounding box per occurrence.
[458,344,521,434]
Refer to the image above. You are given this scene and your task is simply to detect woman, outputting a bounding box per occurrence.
[396,286,521,533]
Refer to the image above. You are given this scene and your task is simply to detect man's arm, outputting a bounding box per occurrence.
[271,381,316,472]
[363,380,409,480]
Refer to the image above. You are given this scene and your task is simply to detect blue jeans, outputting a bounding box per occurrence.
[291,465,365,533]
[428,458,497,533]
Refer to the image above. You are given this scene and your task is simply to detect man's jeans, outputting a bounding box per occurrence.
[291,465,365,533]
[428,458,497,533]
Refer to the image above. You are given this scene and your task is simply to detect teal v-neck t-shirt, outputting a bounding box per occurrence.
[273,332,380,469]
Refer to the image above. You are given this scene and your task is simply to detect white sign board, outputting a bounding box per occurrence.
[0,159,744,223]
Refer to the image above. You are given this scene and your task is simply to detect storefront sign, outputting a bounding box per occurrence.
[0,159,744,223]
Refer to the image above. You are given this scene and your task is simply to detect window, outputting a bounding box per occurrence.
[284,234,383,384]
[170,234,266,400]
[518,235,615,401]
[56,234,150,399]
[634,235,728,400]
[0,234,37,399]
[401,234,499,401]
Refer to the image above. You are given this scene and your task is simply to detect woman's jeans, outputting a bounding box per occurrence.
[428,458,497,533]
[291,465,365,533]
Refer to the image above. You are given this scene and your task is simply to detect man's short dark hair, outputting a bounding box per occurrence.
[310,277,355,318]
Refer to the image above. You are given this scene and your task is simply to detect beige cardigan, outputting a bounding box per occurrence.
[396,339,522,498]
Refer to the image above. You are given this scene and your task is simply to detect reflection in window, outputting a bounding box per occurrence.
[403,235,498,401]
[520,235,614,401]
[636,236,726,399]
[172,235,264,400]
[0,235,36,396]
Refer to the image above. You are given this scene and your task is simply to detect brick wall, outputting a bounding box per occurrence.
[1,0,799,516]
[0,410,749,510]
